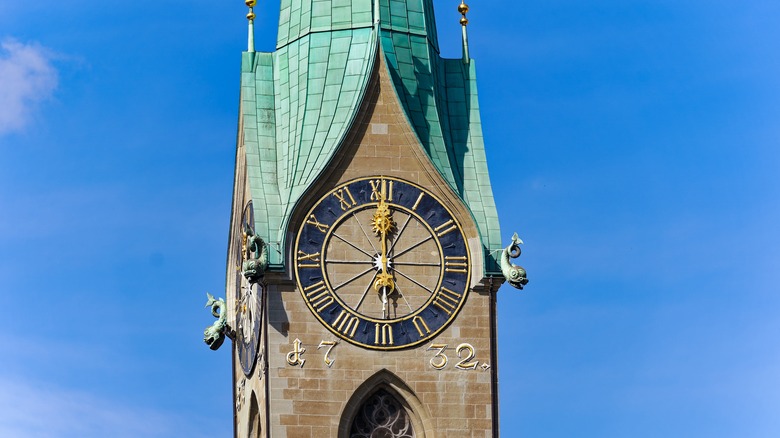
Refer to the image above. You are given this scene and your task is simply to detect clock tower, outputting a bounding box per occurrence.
[207,1,528,437]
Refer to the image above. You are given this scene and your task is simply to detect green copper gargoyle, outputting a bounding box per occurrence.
[501,233,529,290]
[203,293,228,350]
[242,230,269,283]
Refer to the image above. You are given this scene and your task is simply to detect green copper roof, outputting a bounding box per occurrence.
[378,0,439,51]
[237,0,502,274]
[277,0,374,48]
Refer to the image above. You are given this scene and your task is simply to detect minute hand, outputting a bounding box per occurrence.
[372,200,395,314]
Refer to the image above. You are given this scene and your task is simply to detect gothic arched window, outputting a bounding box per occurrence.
[248,391,260,438]
[349,389,415,438]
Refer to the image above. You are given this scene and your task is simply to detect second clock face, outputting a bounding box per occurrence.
[294,176,471,350]
[236,201,261,376]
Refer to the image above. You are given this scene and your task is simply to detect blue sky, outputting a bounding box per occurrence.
[1,1,778,437]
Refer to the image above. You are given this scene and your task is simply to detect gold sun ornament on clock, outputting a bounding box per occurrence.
[371,199,395,235]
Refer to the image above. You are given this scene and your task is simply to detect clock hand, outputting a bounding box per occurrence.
[239,284,253,339]
[371,198,396,318]
[374,227,394,319]
[378,229,391,319]
[381,287,388,319]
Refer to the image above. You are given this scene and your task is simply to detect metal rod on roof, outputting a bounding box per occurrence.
[246,0,257,53]
[459,1,470,64]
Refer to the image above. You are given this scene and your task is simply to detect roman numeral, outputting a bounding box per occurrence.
[333,186,357,211]
[412,316,431,338]
[432,287,462,316]
[306,214,329,233]
[434,219,457,237]
[297,251,321,269]
[411,192,425,211]
[370,179,394,202]
[444,256,468,273]
[375,323,394,345]
[304,281,334,312]
[333,310,359,338]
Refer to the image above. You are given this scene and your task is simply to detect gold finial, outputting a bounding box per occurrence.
[458,1,469,26]
[458,1,470,63]
[246,0,257,22]
[458,1,469,15]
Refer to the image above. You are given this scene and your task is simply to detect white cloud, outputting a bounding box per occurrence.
[0,335,225,438]
[0,38,58,135]
[0,375,212,438]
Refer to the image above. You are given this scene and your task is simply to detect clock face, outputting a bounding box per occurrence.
[294,176,471,350]
[236,201,262,376]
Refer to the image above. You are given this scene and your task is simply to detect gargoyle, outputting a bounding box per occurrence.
[242,230,269,283]
[501,233,529,290]
[203,293,228,350]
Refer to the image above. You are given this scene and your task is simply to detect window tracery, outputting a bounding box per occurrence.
[350,389,415,438]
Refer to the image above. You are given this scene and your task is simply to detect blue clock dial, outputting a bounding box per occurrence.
[294,176,471,350]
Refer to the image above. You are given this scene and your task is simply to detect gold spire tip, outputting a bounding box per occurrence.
[246,0,257,21]
[458,1,469,26]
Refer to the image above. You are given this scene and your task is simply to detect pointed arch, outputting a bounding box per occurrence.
[338,369,434,438]
[248,390,260,438]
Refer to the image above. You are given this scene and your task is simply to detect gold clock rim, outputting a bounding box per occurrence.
[293,176,472,350]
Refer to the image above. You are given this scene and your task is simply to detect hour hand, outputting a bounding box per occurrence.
[374,272,395,293]
[371,198,396,317]
[371,198,396,276]
[374,273,394,319]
